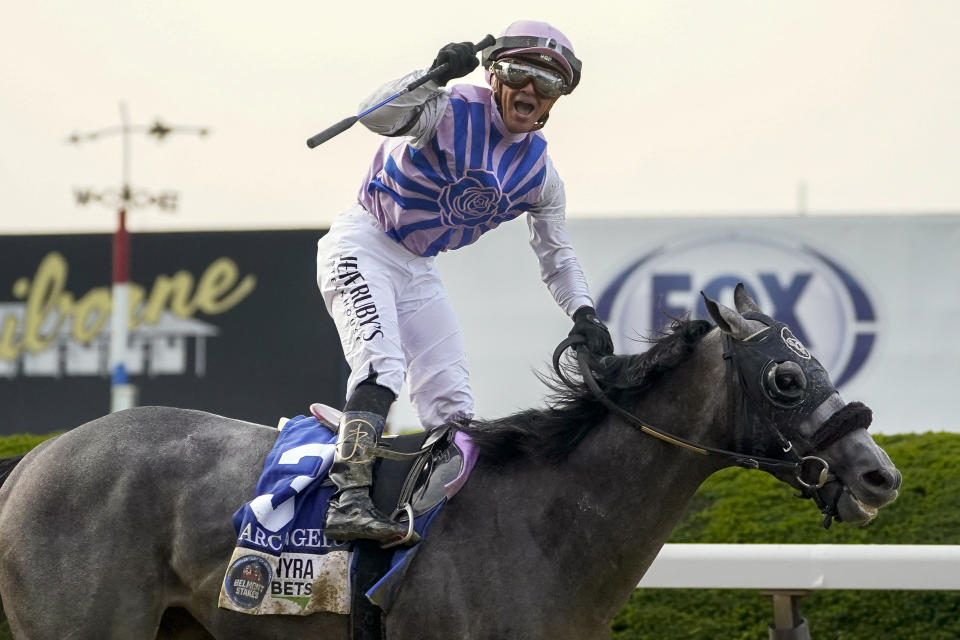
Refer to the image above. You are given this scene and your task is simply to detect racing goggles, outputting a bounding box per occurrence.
[490,59,569,98]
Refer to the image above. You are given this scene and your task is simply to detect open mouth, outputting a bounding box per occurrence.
[836,487,882,524]
[514,100,536,117]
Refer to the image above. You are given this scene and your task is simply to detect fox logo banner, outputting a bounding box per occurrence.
[595,232,877,388]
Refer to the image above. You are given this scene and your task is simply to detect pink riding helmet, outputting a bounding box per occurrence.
[481,20,582,93]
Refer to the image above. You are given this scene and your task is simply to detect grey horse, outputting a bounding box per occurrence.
[0,287,900,639]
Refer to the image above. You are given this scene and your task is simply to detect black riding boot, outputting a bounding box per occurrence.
[324,411,409,543]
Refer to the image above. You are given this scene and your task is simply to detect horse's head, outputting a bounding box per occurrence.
[703,284,901,526]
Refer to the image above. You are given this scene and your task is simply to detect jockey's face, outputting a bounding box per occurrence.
[493,57,563,133]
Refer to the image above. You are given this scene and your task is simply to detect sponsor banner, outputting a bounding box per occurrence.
[0,230,346,435]
[594,232,876,387]
[218,548,351,615]
[419,214,959,435]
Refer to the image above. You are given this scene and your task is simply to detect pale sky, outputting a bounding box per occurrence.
[2,1,958,234]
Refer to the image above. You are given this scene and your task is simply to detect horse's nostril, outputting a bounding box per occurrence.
[890,469,903,491]
[863,468,901,491]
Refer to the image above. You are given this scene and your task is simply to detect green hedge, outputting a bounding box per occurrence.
[0,432,956,638]
[0,433,60,458]
[612,432,960,639]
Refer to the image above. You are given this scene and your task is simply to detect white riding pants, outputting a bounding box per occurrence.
[316,204,474,428]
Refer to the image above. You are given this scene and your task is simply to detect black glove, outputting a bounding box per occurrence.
[569,306,614,357]
[430,42,479,86]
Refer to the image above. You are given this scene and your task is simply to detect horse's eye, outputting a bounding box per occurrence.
[764,361,807,405]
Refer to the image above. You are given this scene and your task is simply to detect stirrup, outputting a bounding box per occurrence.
[380,503,419,549]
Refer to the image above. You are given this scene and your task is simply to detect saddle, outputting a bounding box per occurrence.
[309,403,465,530]
[222,408,473,640]
[309,404,467,640]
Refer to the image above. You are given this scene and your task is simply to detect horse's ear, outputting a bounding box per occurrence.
[733,283,763,315]
[701,291,759,340]
[702,291,739,333]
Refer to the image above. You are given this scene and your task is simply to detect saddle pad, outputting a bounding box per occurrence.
[219,414,353,616]
[218,413,480,618]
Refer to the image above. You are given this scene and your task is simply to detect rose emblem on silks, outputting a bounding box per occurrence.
[438,170,511,228]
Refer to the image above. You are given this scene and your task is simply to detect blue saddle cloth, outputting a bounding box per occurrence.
[222,414,459,615]
[232,414,343,556]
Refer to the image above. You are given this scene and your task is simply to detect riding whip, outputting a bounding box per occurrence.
[306,34,495,149]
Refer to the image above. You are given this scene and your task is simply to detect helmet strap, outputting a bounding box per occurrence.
[493,83,506,118]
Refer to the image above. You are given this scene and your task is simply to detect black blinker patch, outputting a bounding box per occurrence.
[726,319,837,437]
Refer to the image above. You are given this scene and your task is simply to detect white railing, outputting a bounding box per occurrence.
[636,544,960,639]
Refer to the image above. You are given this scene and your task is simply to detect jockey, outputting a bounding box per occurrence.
[316,19,614,543]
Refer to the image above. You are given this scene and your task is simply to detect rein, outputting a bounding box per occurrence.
[551,335,838,493]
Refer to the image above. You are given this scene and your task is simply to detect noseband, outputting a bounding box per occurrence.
[552,327,872,528]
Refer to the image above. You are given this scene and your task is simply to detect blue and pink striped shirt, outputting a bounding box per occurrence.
[359,84,549,258]
[354,73,593,317]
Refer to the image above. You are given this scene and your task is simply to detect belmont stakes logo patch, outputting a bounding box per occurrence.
[223,555,272,609]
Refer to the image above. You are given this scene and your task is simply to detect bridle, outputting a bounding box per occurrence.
[552,322,871,528]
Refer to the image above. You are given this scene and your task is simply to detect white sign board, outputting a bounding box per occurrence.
[387,214,958,435]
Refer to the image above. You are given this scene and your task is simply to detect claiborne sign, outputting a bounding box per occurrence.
[0,230,344,435]
[1,251,255,365]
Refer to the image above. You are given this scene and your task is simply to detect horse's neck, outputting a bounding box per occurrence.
[484,332,729,620]
[400,333,731,633]
[542,415,720,608]
[436,425,715,634]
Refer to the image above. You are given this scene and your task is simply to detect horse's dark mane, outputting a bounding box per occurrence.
[458,318,715,463]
